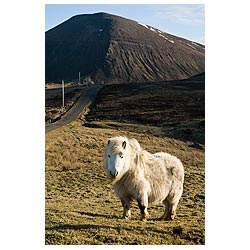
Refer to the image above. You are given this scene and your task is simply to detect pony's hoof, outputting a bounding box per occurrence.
[123,215,131,220]
[123,210,131,220]
[170,211,176,220]
[140,213,149,221]
[170,214,175,220]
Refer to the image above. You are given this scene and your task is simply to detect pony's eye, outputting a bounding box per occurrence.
[120,155,124,159]
[108,155,110,158]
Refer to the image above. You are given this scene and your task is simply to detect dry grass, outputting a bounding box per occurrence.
[45,119,205,245]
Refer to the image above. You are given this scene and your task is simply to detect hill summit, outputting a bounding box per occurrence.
[45,12,205,83]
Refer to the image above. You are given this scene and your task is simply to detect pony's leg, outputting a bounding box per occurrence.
[167,186,183,220]
[168,201,178,220]
[161,199,170,221]
[161,198,179,220]
[121,198,132,220]
[137,194,149,221]
[167,199,180,220]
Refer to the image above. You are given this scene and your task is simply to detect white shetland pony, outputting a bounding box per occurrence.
[103,136,184,221]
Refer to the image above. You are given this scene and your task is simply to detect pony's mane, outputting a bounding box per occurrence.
[128,138,141,152]
[136,149,156,168]
[127,138,156,168]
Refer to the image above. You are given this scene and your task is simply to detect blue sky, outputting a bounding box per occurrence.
[45,4,205,44]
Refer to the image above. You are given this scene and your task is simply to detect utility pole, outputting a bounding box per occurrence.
[62,80,65,108]
[78,72,81,85]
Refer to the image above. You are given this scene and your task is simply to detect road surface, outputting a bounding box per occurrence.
[45,86,100,133]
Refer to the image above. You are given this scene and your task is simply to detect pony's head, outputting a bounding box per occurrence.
[104,136,133,181]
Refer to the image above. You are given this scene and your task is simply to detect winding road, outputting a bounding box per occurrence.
[45,86,101,133]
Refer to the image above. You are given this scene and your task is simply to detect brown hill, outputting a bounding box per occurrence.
[45,12,205,83]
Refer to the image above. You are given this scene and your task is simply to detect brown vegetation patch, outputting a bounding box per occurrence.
[86,74,205,144]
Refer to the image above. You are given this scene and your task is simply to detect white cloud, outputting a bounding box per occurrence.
[155,4,205,26]
[137,4,205,44]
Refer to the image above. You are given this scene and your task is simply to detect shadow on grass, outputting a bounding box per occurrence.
[46,210,172,235]
[46,222,168,236]
[46,223,120,231]
[76,211,162,222]
[76,211,121,219]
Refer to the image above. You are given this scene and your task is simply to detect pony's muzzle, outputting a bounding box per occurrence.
[110,170,119,178]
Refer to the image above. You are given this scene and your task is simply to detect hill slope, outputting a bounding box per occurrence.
[45,12,205,83]
[86,73,205,144]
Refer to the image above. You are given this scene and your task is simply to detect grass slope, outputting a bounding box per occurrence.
[45,119,205,245]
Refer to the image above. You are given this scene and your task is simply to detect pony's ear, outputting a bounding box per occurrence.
[108,140,110,145]
[122,141,126,149]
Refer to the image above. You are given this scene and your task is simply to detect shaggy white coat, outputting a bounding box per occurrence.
[103,136,184,221]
